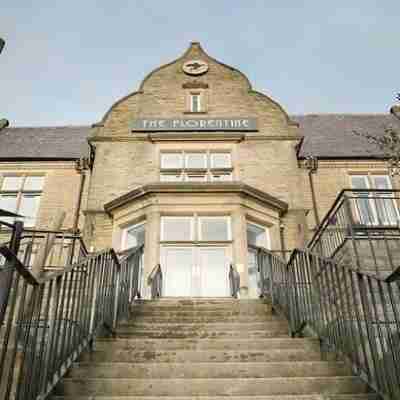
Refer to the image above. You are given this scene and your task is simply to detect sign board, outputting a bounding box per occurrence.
[131,118,257,132]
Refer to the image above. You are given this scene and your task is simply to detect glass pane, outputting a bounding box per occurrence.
[125,223,145,249]
[186,175,206,182]
[247,223,267,247]
[24,176,44,191]
[19,195,40,227]
[372,176,391,190]
[0,195,18,224]
[211,153,232,169]
[160,174,183,182]
[351,176,369,189]
[1,176,23,191]
[161,153,183,169]
[186,153,206,169]
[162,217,193,241]
[191,95,200,112]
[200,217,230,241]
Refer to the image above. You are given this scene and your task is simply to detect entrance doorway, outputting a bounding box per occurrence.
[162,246,229,297]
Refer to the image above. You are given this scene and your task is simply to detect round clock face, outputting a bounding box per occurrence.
[182,59,209,75]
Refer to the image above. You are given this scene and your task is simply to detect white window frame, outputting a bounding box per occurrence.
[198,216,232,242]
[350,174,399,225]
[121,221,146,251]
[161,216,195,242]
[185,152,207,170]
[190,93,201,113]
[210,152,232,169]
[246,221,271,249]
[159,150,233,182]
[0,174,45,227]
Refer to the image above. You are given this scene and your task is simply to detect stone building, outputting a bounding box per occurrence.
[1,42,399,298]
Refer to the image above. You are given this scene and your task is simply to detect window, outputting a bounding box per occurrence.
[161,216,194,241]
[160,153,183,169]
[199,216,231,241]
[0,175,44,227]
[160,151,233,182]
[350,174,399,225]
[122,222,145,250]
[161,215,231,242]
[247,222,269,248]
[190,94,201,112]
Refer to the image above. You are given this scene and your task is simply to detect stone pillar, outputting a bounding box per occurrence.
[144,209,160,298]
[232,207,249,297]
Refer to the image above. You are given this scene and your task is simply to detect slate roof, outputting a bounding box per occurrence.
[0,115,399,160]
[0,126,91,160]
[293,114,400,159]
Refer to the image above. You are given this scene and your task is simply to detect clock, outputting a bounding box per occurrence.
[182,59,209,76]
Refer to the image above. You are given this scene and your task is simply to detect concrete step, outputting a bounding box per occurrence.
[94,337,320,351]
[132,299,271,312]
[130,314,274,323]
[51,395,381,400]
[115,329,290,339]
[54,376,369,396]
[66,361,351,379]
[79,348,322,363]
[118,322,287,331]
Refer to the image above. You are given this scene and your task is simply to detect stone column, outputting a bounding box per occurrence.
[143,208,160,298]
[232,207,249,297]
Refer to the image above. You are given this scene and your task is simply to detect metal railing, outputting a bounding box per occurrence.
[0,242,143,400]
[148,264,162,299]
[308,189,400,278]
[258,245,400,400]
[229,263,240,298]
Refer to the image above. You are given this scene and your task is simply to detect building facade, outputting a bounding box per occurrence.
[1,42,399,298]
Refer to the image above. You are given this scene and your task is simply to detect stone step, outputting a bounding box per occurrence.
[51,395,380,400]
[115,329,289,339]
[94,337,320,351]
[118,322,287,331]
[79,348,322,363]
[130,314,274,323]
[66,361,351,379]
[54,376,369,397]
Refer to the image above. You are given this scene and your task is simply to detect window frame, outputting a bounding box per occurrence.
[121,220,146,251]
[190,93,201,113]
[198,216,232,242]
[159,150,234,182]
[0,174,45,228]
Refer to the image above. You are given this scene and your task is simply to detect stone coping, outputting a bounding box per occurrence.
[104,182,288,216]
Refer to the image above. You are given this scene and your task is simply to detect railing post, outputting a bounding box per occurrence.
[112,265,121,331]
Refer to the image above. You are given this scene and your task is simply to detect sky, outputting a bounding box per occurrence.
[1,1,399,127]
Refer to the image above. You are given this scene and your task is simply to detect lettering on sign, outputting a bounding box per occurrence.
[131,118,258,132]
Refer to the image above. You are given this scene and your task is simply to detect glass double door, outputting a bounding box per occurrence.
[162,246,229,297]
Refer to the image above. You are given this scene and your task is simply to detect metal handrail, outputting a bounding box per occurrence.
[258,245,400,400]
[0,242,143,400]
[148,264,162,299]
[229,263,240,298]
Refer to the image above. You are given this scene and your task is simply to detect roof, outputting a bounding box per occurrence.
[0,114,399,161]
[0,126,91,160]
[294,114,400,159]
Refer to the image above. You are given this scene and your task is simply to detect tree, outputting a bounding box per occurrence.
[353,93,400,175]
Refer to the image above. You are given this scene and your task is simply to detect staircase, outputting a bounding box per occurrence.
[51,298,378,400]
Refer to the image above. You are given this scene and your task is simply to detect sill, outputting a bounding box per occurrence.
[183,111,208,115]
[160,240,233,245]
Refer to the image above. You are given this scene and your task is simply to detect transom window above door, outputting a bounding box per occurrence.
[161,215,231,242]
[160,151,233,182]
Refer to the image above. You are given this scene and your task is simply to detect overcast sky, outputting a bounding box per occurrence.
[1,1,399,127]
